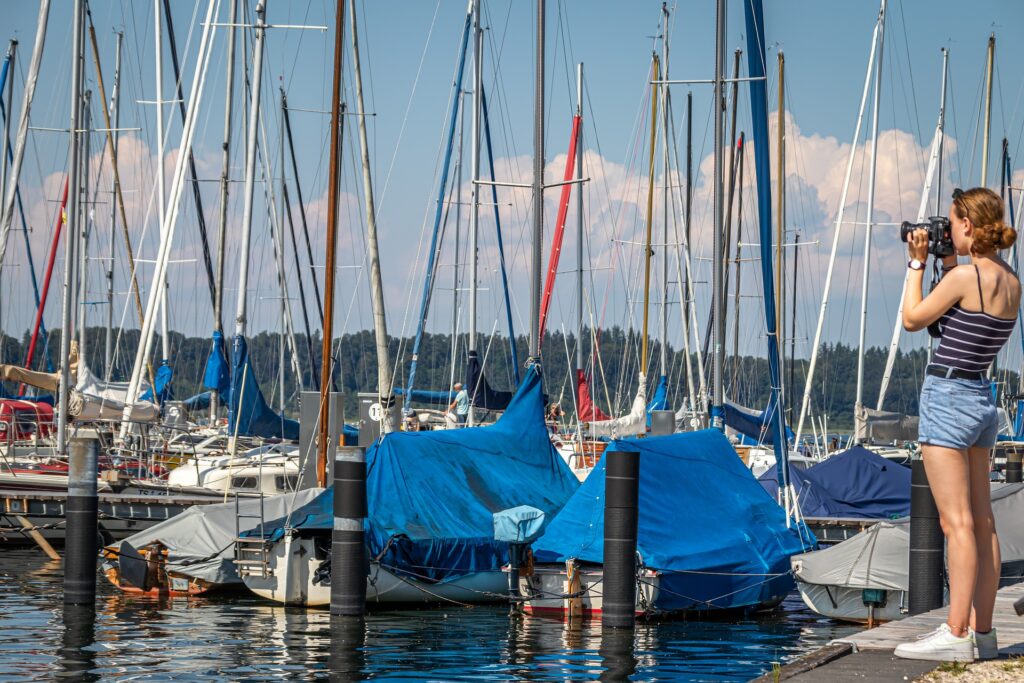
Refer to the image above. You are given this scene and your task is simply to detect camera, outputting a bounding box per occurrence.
[900,216,954,257]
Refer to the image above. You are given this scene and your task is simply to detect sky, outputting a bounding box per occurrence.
[1,0,1024,381]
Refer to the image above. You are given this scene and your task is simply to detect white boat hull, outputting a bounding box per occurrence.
[241,534,508,607]
[518,564,658,618]
[796,581,907,623]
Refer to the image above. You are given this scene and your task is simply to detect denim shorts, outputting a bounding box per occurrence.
[918,373,999,449]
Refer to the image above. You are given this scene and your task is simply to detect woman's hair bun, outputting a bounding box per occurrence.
[999,223,1017,250]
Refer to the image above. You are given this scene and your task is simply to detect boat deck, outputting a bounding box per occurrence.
[759,583,1024,681]
[0,487,223,544]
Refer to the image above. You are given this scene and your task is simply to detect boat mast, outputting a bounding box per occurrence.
[710,0,726,430]
[731,132,745,394]
[449,96,463,401]
[775,51,785,413]
[77,91,91,364]
[467,0,482,425]
[0,0,50,276]
[722,48,740,391]
[154,0,170,364]
[575,62,584,397]
[212,0,237,420]
[317,0,345,487]
[659,4,669,387]
[58,0,85,458]
[641,53,660,376]
[350,0,394,432]
[981,34,994,188]
[0,42,13,243]
[854,0,886,435]
[529,0,545,361]
[105,32,122,378]
[794,4,882,444]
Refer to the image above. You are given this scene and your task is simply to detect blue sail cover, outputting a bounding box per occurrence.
[534,429,809,612]
[758,446,910,519]
[646,375,668,414]
[725,400,793,446]
[393,387,455,406]
[227,334,299,440]
[252,364,578,583]
[140,362,174,403]
[203,330,230,394]
[466,350,513,411]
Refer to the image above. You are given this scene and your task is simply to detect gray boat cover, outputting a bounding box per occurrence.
[793,483,1024,590]
[113,488,324,585]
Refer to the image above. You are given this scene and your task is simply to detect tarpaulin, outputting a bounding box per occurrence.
[724,400,792,447]
[534,429,808,612]
[140,362,174,403]
[227,334,299,440]
[465,349,513,411]
[203,330,230,394]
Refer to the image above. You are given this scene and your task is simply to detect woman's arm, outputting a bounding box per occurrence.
[902,230,964,331]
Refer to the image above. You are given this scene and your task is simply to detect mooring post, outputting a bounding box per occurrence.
[331,445,367,616]
[909,456,943,614]
[64,435,99,605]
[602,448,640,629]
[1006,448,1022,483]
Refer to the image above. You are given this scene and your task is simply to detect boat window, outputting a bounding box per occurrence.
[231,476,257,489]
[275,475,299,491]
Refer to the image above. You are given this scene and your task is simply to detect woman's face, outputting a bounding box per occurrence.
[950,202,972,255]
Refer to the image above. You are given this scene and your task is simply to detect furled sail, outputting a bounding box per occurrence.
[465,349,512,411]
[586,375,647,437]
[227,334,298,440]
[575,369,609,421]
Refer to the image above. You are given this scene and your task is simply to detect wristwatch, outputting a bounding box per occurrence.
[907,258,925,271]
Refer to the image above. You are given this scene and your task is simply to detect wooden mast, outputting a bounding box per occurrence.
[641,54,660,372]
[317,0,346,487]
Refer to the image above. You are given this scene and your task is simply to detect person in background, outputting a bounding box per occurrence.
[895,188,1020,663]
[447,382,469,425]
[545,403,563,433]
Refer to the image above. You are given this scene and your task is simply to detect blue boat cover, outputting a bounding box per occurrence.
[466,350,513,411]
[0,389,54,405]
[393,387,455,405]
[645,375,668,419]
[534,429,809,612]
[140,362,174,403]
[183,391,211,411]
[253,364,578,583]
[758,446,910,519]
[725,400,792,446]
[227,334,299,440]
[203,330,230,394]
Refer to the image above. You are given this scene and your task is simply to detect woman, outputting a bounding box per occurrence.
[895,187,1019,662]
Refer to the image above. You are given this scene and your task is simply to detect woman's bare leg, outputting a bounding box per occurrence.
[968,446,1000,633]
[923,445,975,636]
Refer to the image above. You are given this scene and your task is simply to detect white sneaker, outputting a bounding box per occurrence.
[894,623,974,662]
[970,627,998,660]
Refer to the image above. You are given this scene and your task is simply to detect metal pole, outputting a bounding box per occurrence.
[331,446,367,615]
[981,34,994,188]
[855,0,886,428]
[575,62,584,385]
[449,97,463,404]
[935,48,948,217]
[529,0,545,360]
[731,133,745,392]
[685,90,692,399]
[78,91,91,365]
[233,0,267,340]
[317,0,345,487]
[212,0,238,421]
[105,32,122,378]
[601,448,640,629]
[790,233,798,416]
[659,5,670,386]
[467,0,482,425]
[710,0,726,429]
[776,52,785,412]
[0,41,13,233]
[154,0,170,363]
[350,0,394,432]
[58,0,84,460]
[722,49,740,384]
[909,458,944,613]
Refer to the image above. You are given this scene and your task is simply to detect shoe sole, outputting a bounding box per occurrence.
[894,646,975,662]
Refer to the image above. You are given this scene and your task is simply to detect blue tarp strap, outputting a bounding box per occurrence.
[744,0,790,492]
[404,8,473,409]
[481,86,520,386]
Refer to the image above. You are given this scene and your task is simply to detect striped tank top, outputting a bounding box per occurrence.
[931,265,1017,373]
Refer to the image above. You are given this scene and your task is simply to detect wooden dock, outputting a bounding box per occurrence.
[756,583,1024,682]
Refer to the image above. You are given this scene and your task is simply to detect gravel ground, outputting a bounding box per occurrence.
[918,657,1024,682]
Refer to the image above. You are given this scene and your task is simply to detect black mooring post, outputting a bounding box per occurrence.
[909,457,944,614]
[1006,449,1022,483]
[331,446,367,616]
[64,436,99,605]
[602,449,640,629]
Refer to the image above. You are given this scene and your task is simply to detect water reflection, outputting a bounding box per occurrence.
[59,605,97,681]
[0,549,861,681]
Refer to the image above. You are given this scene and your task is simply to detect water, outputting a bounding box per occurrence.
[0,548,862,681]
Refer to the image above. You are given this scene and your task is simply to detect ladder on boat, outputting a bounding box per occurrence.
[233,491,273,579]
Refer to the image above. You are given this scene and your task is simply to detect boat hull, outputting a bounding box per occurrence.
[796,581,906,623]
[241,534,508,607]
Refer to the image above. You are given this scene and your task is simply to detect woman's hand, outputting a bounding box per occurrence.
[908,228,929,262]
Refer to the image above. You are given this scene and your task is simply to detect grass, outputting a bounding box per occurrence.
[1002,655,1024,673]
[771,661,781,682]
[935,661,969,676]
